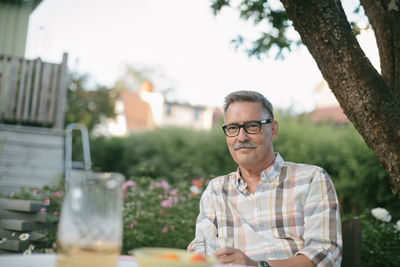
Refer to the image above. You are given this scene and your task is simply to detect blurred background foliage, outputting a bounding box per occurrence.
[91,127,233,184]
[64,72,117,133]
[88,111,399,220]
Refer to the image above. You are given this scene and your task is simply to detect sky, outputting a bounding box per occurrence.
[26,0,378,112]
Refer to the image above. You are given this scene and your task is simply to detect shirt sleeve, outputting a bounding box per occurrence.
[295,168,342,267]
[187,182,218,253]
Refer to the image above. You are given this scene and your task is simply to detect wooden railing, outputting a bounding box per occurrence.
[0,53,68,130]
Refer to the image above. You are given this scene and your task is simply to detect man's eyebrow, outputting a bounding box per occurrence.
[225,120,259,125]
[225,122,239,126]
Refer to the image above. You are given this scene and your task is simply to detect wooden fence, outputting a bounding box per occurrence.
[0,53,68,130]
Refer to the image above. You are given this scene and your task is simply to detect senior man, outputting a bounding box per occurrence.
[188,90,342,267]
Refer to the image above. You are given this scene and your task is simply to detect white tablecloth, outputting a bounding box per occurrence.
[0,254,139,267]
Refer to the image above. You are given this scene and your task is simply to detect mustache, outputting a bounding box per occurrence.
[233,141,258,150]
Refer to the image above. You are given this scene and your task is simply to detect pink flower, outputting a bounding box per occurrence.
[160,196,177,208]
[160,199,173,208]
[9,192,15,198]
[52,192,62,197]
[129,221,138,229]
[40,208,46,213]
[168,196,177,204]
[162,225,174,233]
[152,180,170,191]
[43,198,50,206]
[160,180,169,191]
[32,189,38,195]
[169,189,178,196]
[53,211,58,217]
[123,180,137,190]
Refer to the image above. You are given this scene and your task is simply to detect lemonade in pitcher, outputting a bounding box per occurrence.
[57,242,120,267]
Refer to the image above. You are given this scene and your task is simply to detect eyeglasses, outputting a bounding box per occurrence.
[222,119,273,137]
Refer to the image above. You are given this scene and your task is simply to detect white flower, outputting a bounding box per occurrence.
[19,233,30,241]
[11,232,16,237]
[371,207,392,222]
[190,185,202,196]
[389,0,399,11]
[28,244,35,251]
[395,220,400,231]
[23,249,32,256]
[0,237,6,244]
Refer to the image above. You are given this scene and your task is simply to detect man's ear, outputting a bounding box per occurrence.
[271,120,278,142]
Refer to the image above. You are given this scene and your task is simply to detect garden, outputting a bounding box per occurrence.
[3,112,400,266]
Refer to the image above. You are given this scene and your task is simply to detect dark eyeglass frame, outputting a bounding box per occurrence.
[222,119,273,137]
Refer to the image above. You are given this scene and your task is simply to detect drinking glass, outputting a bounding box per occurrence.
[204,237,234,257]
[56,172,124,267]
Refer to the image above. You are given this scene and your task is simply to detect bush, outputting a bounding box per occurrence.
[9,181,400,266]
[7,176,205,255]
[358,208,400,266]
[274,114,399,218]
[122,177,203,253]
[91,127,235,184]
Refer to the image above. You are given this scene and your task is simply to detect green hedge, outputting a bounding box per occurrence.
[91,127,235,184]
[274,115,397,217]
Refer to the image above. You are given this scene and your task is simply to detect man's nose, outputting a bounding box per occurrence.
[237,127,249,141]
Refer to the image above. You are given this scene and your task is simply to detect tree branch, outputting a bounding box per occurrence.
[360,0,400,101]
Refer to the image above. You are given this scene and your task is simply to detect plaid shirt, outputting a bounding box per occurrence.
[188,153,342,267]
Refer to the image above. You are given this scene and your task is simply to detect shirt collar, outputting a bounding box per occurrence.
[260,152,284,183]
[232,153,284,191]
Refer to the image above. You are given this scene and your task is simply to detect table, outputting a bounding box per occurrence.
[0,254,240,267]
[0,254,139,267]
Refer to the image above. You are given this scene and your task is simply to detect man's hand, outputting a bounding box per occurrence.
[214,246,258,266]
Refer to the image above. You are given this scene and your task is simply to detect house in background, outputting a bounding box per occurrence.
[309,80,349,124]
[93,81,223,136]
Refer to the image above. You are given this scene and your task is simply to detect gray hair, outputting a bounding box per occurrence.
[223,90,274,119]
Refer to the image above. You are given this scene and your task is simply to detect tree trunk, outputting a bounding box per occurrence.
[280,0,400,197]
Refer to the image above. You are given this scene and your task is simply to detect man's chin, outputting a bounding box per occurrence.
[233,155,255,167]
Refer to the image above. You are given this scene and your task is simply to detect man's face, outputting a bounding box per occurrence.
[224,101,278,171]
